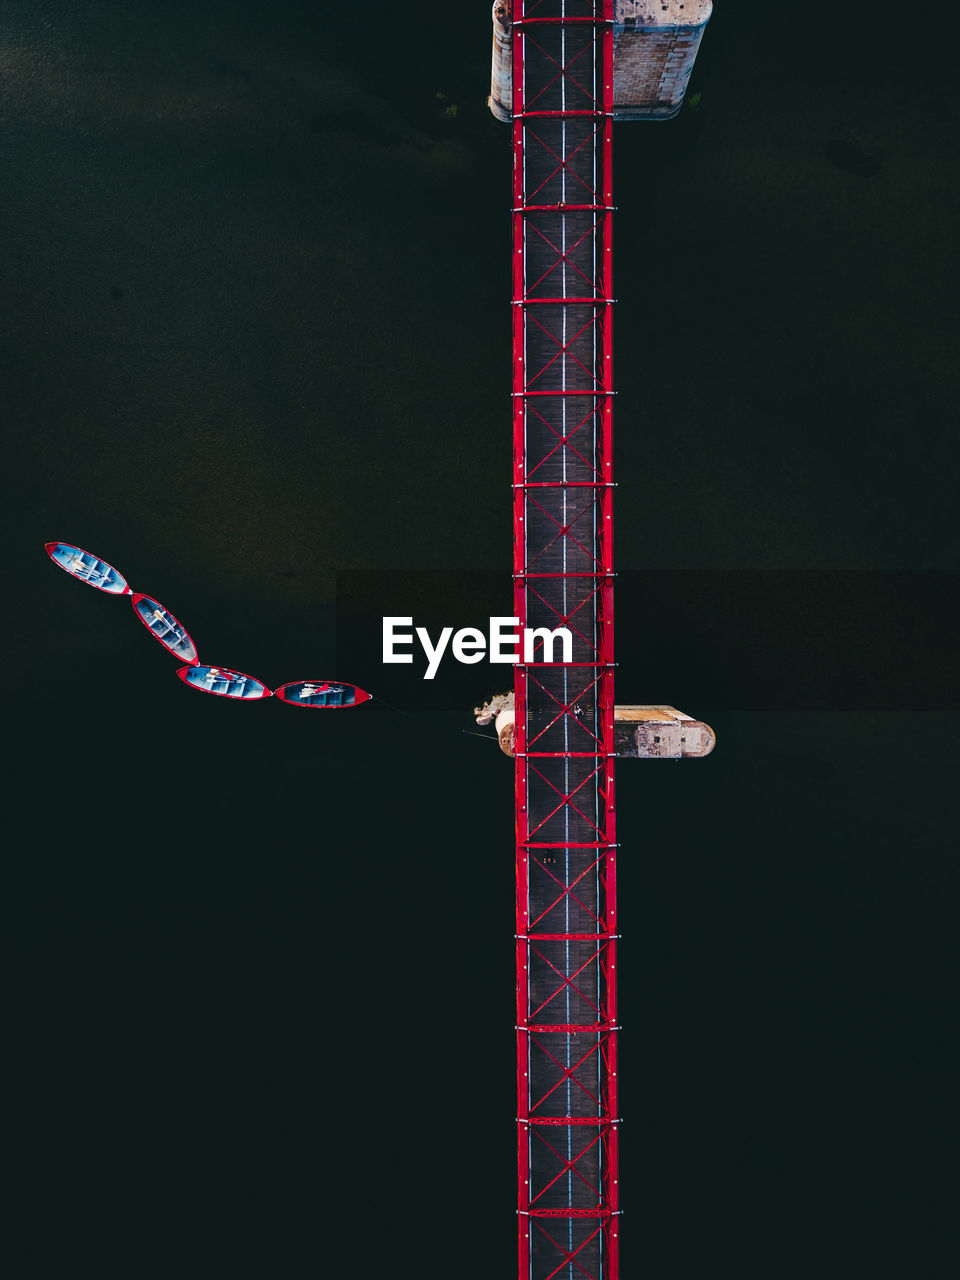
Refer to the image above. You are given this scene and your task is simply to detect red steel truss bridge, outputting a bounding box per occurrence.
[511,4,618,1279]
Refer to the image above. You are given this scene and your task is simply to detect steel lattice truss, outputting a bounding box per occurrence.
[512,4,618,1279]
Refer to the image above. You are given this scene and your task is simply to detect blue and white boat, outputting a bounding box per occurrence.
[45,541,131,595]
[177,665,271,700]
[132,593,198,664]
[273,680,371,708]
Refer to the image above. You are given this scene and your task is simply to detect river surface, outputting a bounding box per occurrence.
[4,2,957,1274]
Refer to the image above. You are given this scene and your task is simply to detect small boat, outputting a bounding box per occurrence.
[273,680,371,708]
[177,665,271,700]
[45,541,131,595]
[131,593,198,664]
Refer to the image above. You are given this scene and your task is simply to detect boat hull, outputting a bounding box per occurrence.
[45,541,131,595]
[274,680,371,708]
[177,665,271,700]
[132,594,198,664]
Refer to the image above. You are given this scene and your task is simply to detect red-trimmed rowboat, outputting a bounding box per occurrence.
[132,593,199,664]
[273,680,371,708]
[177,665,271,700]
[45,541,131,595]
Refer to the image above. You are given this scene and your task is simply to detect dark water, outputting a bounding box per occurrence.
[4,1,957,1273]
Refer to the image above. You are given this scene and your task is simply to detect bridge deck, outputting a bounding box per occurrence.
[512,5,619,1279]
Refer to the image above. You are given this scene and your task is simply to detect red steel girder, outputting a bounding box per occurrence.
[523,1116,619,1126]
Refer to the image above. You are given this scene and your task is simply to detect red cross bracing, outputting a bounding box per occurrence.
[511,4,619,1279]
